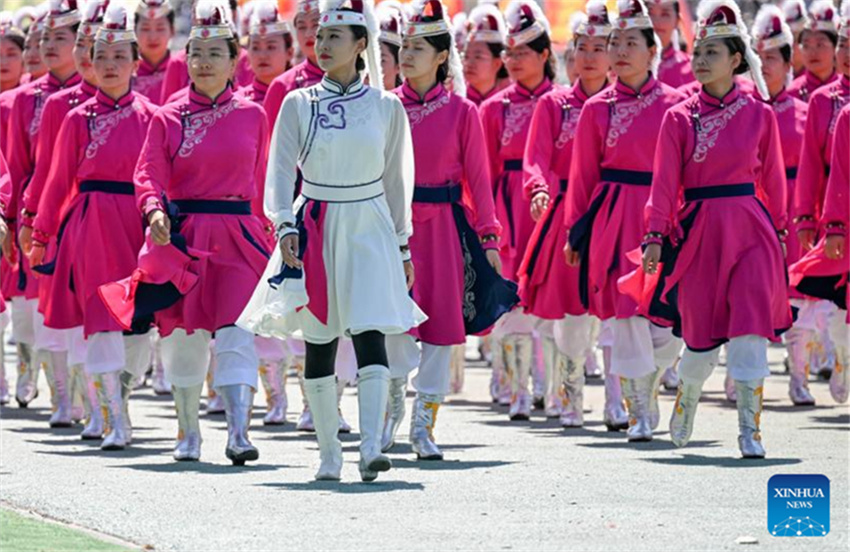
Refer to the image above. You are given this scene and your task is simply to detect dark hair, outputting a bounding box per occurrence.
[779,44,792,64]
[722,36,749,75]
[639,28,657,49]
[412,15,453,84]
[3,35,25,52]
[184,36,240,59]
[802,29,839,48]
[487,42,509,79]
[134,11,176,31]
[90,41,141,61]
[351,25,367,71]
[384,42,402,86]
[526,32,556,81]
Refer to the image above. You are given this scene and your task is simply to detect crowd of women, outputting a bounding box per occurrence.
[0,0,846,482]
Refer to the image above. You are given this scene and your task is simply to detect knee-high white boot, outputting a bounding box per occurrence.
[172,383,203,461]
[787,329,816,405]
[304,375,343,480]
[409,393,443,460]
[506,334,533,421]
[14,343,38,407]
[381,376,407,452]
[602,346,629,431]
[219,384,259,466]
[69,363,86,422]
[735,379,766,458]
[357,365,392,482]
[621,371,655,442]
[669,380,703,448]
[79,370,105,440]
[560,357,584,428]
[45,351,72,428]
[542,337,564,418]
[259,358,288,425]
[98,371,128,450]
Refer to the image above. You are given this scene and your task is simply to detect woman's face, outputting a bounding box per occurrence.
[400,36,447,83]
[93,40,138,92]
[463,40,502,89]
[380,41,399,90]
[0,38,24,89]
[608,29,655,82]
[574,35,609,84]
[73,34,97,83]
[187,38,236,95]
[836,35,849,78]
[247,34,292,83]
[801,31,836,76]
[503,42,547,84]
[295,10,320,63]
[758,47,789,93]
[648,2,677,47]
[40,26,76,74]
[315,25,365,76]
[23,32,46,76]
[136,15,174,62]
[691,38,740,87]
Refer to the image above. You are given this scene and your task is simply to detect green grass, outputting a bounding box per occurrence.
[0,508,134,552]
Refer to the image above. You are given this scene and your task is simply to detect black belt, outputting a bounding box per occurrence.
[413,185,462,203]
[559,179,568,193]
[503,159,523,172]
[785,167,798,180]
[171,200,252,215]
[600,168,653,186]
[825,165,831,177]
[684,183,755,202]
[79,180,135,195]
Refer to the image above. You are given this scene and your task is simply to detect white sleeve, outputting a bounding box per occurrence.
[264,92,301,231]
[382,96,414,248]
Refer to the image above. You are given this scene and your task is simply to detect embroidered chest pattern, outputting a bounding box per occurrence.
[28,89,46,137]
[693,95,748,163]
[407,93,450,130]
[554,102,579,150]
[772,96,794,114]
[500,100,536,147]
[134,72,165,95]
[828,93,849,135]
[85,103,139,159]
[178,99,238,158]
[605,87,663,148]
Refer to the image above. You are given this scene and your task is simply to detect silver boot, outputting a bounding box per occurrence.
[98,371,128,450]
[542,337,564,418]
[15,343,38,407]
[69,364,86,422]
[259,359,288,426]
[304,375,343,480]
[410,393,444,460]
[119,371,135,444]
[0,336,7,405]
[829,347,849,404]
[219,384,259,466]
[381,376,407,452]
[357,365,392,482]
[560,357,584,428]
[79,370,105,440]
[669,380,703,447]
[621,372,655,442]
[602,347,629,431]
[648,365,665,430]
[506,334,533,421]
[787,331,816,406]
[735,379,766,458]
[46,352,73,428]
[172,384,203,461]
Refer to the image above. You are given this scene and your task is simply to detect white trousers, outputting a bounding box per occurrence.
[609,317,682,378]
[85,331,152,377]
[384,333,452,396]
[679,335,770,385]
[160,327,258,390]
[828,309,848,350]
[553,313,595,363]
[11,297,77,352]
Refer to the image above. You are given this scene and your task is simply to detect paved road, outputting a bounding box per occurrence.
[1,345,847,551]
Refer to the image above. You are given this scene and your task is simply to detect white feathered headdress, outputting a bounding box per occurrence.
[405,0,465,97]
[96,1,136,44]
[46,0,82,29]
[78,0,108,38]
[376,0,406,47]
[319,0,384,90]
[190,0,235,41]
[575,0,612,39]
[614,0,662,76]
[753,4,793,52]
[838,0,849,38]
[504,0,550,48]
[467,3,506,44]
[249,0,291,37]
[805,0,838,34]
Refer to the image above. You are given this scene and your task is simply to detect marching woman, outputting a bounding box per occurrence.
[239,0,425,481]
[783,0,809,78]
[794,2,850,403]
[518,0,626,430]
[562,0,684,442]
[21,5,49,85]
[479,0,555,421]
[376,0,405,91]
[752,5,815,407]
[636,0,791,458]
[0,12,26,93]
[240,0,293,106]
[790,104,850,405]
[647,0,695,89]
[132,0,177,106]
[29,2,155,450]
[788,0,839,103]
[99,0,270,464]
[381,0,514,460]
[461,4,509,108]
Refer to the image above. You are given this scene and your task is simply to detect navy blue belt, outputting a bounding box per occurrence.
[684,183,754,202]
[600,168,653,186]
[503,159,523,172]
[79,180,134,195]
[825,165,831,177]
[413,185,462,203]
[785,167,798,180]
[171,200,252,215]
[559,179,568,193]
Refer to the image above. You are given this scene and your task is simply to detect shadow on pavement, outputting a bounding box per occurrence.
[387,458,513,471]
[643,453,802,468]
[578,439,721,451]
[116,461,288,474]
[812,412,850,424]
[257,480,425,493]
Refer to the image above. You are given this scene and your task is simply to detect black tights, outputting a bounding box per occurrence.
[304,331,388,380]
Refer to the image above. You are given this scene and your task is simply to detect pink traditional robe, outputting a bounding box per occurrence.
[160,49,254,105]
[262,58,323,129]
[788,69,839,103]
[479,78,554,281]
[563,75,685,321]
[133,52,178,106]
[239,79,270,106]
[657,46,695,89]
[466,79,510,108]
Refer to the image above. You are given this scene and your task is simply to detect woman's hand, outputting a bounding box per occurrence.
[148,210,171,246]
[29,242,45,267]
[485,248,502,274]
[0,219,6,246]
[642,243,662,275]
[404,259,415,290]
[825,235,845,260]
[798,228,816,251]
[1,222,14,262]
[530,192,550,222]
[564,241,580,267]
[19,225,33,257]
[279,233,302,269]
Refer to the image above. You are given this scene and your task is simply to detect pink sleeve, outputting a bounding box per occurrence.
[756,108,788,231]
[161,56,189,105]
[479,101,502,195]
[645,109,685,236]
[263,79,286,132]
[793,96,827,229]
[522,96,556,200]
[4,93,32,221]
[134,111,171,217]
[460,103,500,239]
[0,151,10,218]
[33,113,80,240]
[564,103,603,229]
[23,98,62,217]
[821,109,849,232]
[251,112,271,227]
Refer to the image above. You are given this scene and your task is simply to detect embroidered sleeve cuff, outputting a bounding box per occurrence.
[32,228,50,244]
[19,210,35,228]
[825,223,847,237]
[400,245,412,262]
[794,215,817,232]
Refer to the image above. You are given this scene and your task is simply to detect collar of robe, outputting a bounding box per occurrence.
[321,75,363,95]
[189,83,234,107]
[698,82,741,109]
[95,89,136,109]
[401,80,445,104]
[614,73,656,99]
[514,77,552,100]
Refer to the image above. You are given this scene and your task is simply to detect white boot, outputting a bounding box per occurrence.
[357,365,392,482]
[531,335,545,410]
[602,347,629,431]
[304,375,343,480]
[69,363,86,422]
[449,344,465,394]
[724,372,737,402]
[735,379,766,458]
[151,356,171,396]
[410,393,444,460]
[46,352,73,428]
[648,365,665,430]
[337,378,352,434]
[542,337,564,418]
[787,330,816,406]
[79,370,105,440]
[506,334,533,421]
[14,343,38,407]
[260,359,288,425]
[294,362,315,431]
[219,384,259,466]
[98,371,128,450]
[381,376,407,452]
[829,345,849,404]
[0,337,8,405]
[584,346,602,378]
[560,358,584,428]
[669,380,703,447]
[660,364,680,390]
[621,372,655,442]
[172,384,203,461]
[119,371,135,444]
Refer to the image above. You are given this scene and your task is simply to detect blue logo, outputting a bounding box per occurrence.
[768,475,830,537]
